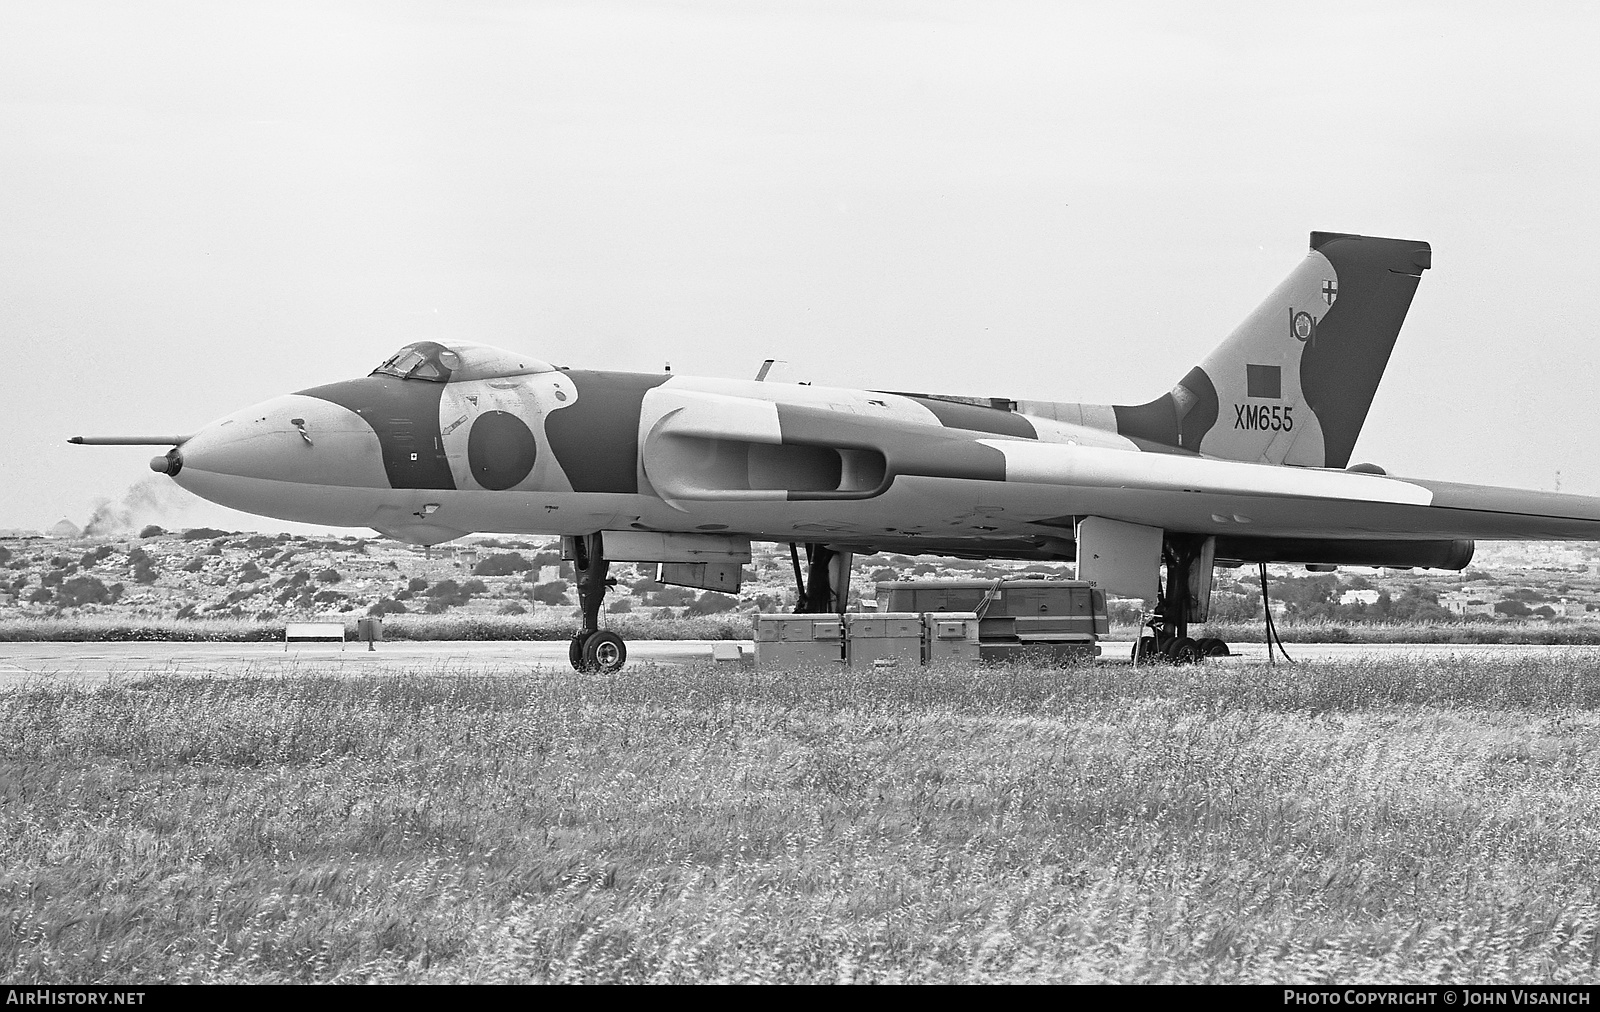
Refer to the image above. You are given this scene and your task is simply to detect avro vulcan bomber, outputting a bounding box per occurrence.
[74,232,1600,670]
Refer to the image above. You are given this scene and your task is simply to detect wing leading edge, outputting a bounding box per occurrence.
[978,439,1600,544]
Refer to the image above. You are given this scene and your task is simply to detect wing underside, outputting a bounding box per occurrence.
[828,450,1600,567]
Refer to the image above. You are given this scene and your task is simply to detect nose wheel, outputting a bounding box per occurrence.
[571,630,627,672]
[585,631,627,671]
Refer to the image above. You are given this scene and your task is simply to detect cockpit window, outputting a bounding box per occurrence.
[372,342,461,383]
[369,340,555,383]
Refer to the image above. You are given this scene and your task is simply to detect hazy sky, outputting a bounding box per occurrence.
[5,1,1599,533]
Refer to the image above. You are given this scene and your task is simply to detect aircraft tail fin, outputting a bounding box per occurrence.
[1112,231,1431,467]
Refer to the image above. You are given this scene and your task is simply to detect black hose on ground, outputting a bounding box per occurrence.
[1258,562,1294,664]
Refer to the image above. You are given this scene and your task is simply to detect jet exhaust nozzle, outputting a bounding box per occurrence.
[150,450,183,476]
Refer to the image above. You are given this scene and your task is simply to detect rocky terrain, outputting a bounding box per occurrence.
[2,525,1599,632]
[1,528,667,624]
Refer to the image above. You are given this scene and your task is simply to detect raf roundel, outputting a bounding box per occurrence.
[467,411,537,490]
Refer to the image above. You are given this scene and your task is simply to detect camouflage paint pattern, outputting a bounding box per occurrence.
[147,234,1600,563]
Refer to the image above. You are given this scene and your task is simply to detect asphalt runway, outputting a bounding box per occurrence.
[0,639,728,684]
[1,639,1597,684]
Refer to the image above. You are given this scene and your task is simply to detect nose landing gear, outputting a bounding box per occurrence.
[569,533,627,672]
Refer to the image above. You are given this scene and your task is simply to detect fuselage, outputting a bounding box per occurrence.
[171,340,1147,552]
[91,232,1600,581]
[159,339,1523,569]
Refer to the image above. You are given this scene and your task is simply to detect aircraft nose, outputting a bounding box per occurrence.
[171,394,391,490]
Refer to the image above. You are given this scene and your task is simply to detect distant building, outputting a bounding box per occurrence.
[1440,592,1494,618]
[1339,589,1381,606]
[47,519,81,538]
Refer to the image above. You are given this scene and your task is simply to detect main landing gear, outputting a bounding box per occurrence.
[568,532,627,672]
[1132,616,1230,665]
[1131,535,1232,665]
[789,542,851,614]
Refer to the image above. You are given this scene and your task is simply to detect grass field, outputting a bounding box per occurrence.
[1188,619,1600,646]
[5,655,1600,983]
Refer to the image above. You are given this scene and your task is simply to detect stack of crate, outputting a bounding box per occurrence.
[753,612,980,671]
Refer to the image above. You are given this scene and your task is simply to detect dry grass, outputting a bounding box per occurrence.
[1109,619,1600,646]
[5,654,1600,983]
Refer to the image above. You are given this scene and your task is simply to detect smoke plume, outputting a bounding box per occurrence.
[83,475,200,537]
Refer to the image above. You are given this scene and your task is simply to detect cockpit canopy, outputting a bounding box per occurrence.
[371,341,556,383]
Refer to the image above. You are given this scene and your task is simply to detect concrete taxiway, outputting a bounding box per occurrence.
[1,639,1596,685]
[0,639,727,683]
